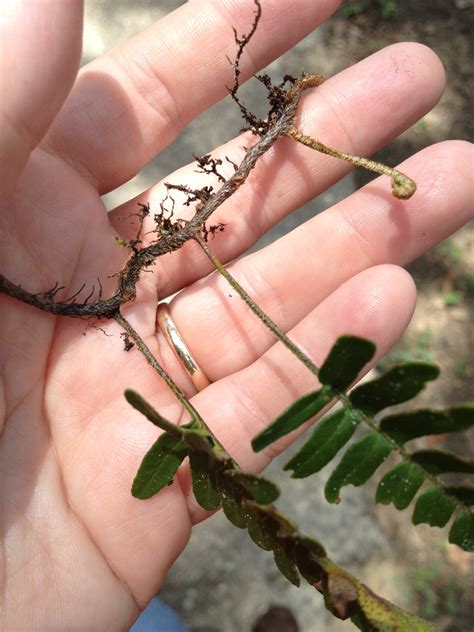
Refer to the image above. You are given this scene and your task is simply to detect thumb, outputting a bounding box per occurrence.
[0,0,83,197]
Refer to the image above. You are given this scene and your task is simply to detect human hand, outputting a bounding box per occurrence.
[0,1,472,630]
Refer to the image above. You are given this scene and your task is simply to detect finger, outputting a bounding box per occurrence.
[0,0,82,197]
[109,42,446,294]
[42,0,340,193]
[182,264,417,522]
[156,140,472,387]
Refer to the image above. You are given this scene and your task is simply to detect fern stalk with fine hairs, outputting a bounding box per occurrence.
[195,235,319,376]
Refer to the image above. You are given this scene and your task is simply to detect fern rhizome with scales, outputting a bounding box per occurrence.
[0,2,472,630]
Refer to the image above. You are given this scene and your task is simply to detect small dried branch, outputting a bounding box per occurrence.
[227,0,263,133]
[193,153,227,183]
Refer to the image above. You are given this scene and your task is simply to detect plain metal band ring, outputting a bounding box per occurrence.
[156,303,211,391]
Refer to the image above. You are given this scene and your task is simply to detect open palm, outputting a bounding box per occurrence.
[0,1,471,630]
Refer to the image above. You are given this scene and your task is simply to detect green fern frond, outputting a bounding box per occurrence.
[127,388,439,630]
[251,336,474,552]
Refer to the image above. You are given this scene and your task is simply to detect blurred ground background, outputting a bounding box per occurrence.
[82,1,473,630]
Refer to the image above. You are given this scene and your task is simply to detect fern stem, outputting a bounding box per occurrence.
[287,127,416,200]
[337,390,471,514]
[115,312,235,461]
[115,312,205,426]
[195,236,320,377]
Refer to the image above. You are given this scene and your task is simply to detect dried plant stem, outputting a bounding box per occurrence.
[287,127,416,199]
[195,236,319,377]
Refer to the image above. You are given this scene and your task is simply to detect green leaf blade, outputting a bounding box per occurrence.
[244,505,275,551]
[411,450,474,475]
[131,432,189,500]
[189,451,220,511]
[350,363,440,415]
[125,389,183,435]
[449,512,474,552]
[444,485,474,505]
[325,431,392,504]
[182,428,215,454]
[284,407,360,478]
[272,541,300,586]
[294,536,326,585]
[412,486,456,527]
[215,474,247,529]
[380,405,474,445]
[376,461,425,510]
[318,335,376,391]
[251,386,333,452]
[224,470,280,504]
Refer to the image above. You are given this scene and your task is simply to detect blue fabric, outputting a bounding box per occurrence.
[130,598,188,632]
